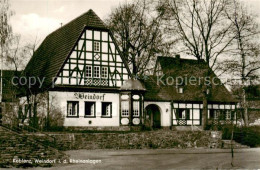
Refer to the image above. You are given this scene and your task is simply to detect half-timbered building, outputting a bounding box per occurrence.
[21,9,238,131]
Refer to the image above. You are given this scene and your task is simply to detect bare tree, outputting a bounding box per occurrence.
[157,0,235,129]
[0,0,13,103]
[107,0,167,76]
[218,0,260,126]
[0,34,38,128]
[5,35,33,71]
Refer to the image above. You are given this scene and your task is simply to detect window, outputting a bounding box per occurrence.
[214,110,220,119]
[219,110,226,120]
[226,110,231,120]
[94,41,100,52]
[178,109,190,120]
[208,110,220,119]
[85,102,95,117]
[133,101,140,117]
[173,107,201,126]
[121,101,129,117]
[94,66,100,78]
[102,102,112,117]
[67,101,79,117]
[101,67,108,78]
[209,109,214,119]
[210,110,232,120]
[178,87,183,93]
[86,65,92,78]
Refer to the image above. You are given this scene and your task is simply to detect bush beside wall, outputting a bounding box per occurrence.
[221,125,260,147]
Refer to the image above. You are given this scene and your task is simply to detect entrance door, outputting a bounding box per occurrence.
[145,104,161,128]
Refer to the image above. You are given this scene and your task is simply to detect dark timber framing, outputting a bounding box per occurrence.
[54,26,130,88]
[171,102,237,126]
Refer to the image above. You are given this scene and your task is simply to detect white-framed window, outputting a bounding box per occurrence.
[209,109,214,119]
[133,101,139,117]
[214,110,220,119]
[226,110,231,120]
[101,67,108,78]
[178,109,190,120]
[102,102,112,117]
[121,101,129,117]
[94,66,100,78]
[85,102,95,117]
[94,41,100,52]
[85,65,92,78]
[67,101,79,117]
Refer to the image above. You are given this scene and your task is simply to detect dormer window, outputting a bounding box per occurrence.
[94,41,100,52]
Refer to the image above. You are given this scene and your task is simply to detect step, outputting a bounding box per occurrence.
[221,140,250,148]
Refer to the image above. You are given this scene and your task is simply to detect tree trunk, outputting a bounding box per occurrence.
[32,94,38,129]
[202,63,210,130]
[132,57,137,77]
[242,88,249,126]
[46,92,50,130]
[202,94,208,130]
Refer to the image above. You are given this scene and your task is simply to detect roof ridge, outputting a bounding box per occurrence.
[158,56,199,61]
[45,9,106,39]
[88,9,107,28]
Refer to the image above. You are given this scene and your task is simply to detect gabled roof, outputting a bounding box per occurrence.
[143,56,236,103]
[24,9,130,91]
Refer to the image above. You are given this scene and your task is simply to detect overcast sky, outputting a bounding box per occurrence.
[8,0,260,46]
[9,0,127,46]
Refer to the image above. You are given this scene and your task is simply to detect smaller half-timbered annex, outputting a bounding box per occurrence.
[20,9,238,131]
[144,56,237,130]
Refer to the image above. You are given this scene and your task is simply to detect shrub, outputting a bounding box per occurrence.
[233,126,260,147]
[221,125,234,140]
[221,125,260,147]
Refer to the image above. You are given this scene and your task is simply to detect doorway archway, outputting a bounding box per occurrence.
[145,104,161,128]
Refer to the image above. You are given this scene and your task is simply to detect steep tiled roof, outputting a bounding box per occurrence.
[24,9,129,91]
[143,56,236,103]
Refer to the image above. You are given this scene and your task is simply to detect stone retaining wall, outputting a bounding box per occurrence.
[0,126,66,168]
[34,130,222,151]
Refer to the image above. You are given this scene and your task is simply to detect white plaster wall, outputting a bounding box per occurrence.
[49,91,120,127]
[144,101,171,127]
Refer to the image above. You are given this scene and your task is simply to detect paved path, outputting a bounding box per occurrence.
[41,148,260,169]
